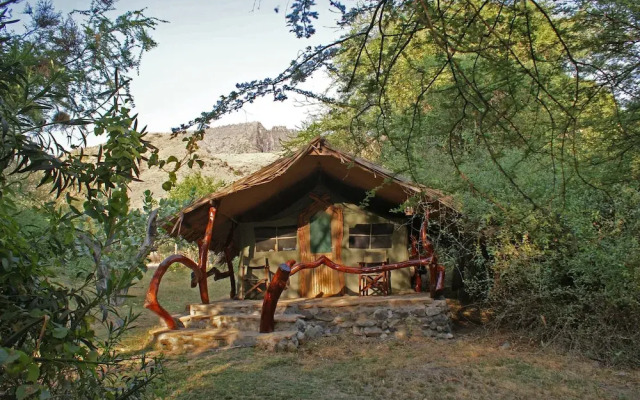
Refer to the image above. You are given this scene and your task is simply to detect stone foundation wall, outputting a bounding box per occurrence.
[283,299,453,346]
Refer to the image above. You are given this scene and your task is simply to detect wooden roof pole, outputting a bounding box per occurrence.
[196,205,217,304]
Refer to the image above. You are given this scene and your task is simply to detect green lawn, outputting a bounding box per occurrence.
[120,269,640,400]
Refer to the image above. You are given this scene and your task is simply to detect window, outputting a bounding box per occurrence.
[348,223,394,249]
[255,226,297,252]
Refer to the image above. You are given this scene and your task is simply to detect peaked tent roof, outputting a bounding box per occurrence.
[168,137,455,251]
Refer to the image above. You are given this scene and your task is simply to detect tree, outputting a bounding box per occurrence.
[182,0,640,365]
[0,1,201,397]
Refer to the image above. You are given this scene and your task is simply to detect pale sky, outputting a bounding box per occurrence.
[54,0,348,134]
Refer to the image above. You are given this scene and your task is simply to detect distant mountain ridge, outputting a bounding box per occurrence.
[126,122,296,208]
[200,122,296,153]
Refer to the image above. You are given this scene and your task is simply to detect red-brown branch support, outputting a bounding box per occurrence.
[259,260,296,333]
[419,209,446,298]
[144,255,202,330]
[144,205,217,329]
[259,255,434,333]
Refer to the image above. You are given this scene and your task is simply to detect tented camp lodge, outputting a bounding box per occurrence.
[145,138,455,335]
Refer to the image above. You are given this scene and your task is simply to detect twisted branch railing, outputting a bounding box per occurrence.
[144,205,217,329]
[259,209,446,333]
[259,255,442,333]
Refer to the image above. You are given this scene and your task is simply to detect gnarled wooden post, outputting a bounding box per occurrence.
[224,247,237,299]
[197,206,217,304]
[144,255,202,329]
[259,260,295,333]
[420,208,445,298]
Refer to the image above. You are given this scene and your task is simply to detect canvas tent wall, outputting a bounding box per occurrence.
[235,183,413,298]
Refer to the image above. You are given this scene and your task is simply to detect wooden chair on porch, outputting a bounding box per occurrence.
[240,258,271,299]
[358,253,390,296]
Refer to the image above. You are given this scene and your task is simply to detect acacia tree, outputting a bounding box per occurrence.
[181,0,640,364]
[0,1,203,397]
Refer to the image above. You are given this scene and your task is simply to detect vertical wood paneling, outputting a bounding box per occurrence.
[297,196,344,297]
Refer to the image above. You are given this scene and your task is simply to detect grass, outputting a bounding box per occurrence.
[149,335,640,400]
[118,269,640,400]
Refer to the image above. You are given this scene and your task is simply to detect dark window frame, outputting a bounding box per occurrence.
[348,223,394,249]
[255,225,298,252]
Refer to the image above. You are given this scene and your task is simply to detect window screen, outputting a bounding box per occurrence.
[254,226,298,252]
[348,223,394,249]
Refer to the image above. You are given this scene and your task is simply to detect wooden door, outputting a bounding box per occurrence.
[297,202,345,297]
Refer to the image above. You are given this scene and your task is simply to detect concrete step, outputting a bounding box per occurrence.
[150,327,299,353]
[179,313,303,332]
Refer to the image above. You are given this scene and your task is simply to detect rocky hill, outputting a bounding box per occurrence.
[128,122,295,208]
[200,122,295,153]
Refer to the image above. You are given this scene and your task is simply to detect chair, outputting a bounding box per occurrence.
[358,253,390,296]
[240,258,271,299]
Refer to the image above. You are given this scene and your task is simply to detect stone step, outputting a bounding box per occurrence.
[188,294,437,317]
[150,328,299,353]
[189,300,290,317]
[179,313,303,332]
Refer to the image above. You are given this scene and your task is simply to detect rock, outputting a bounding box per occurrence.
[285,341,298,351]
[338,321,354,328]
[425,306,441,317]
[373,308,388,320]
[433,314,448,323]
[380,333,388,339]
[500,341,511,350]
[355,318,377,327]
[388,319,401,328]
[436,326,444,332]
[434,299,448,308]
[275,340,287,352]
[405,316,420,326]
[295,319,307,331]
[283,305,300,314]
[381,320,389,330]
[353,326,364,336]
[305,325,323,339]
[364,326,383,337]
[315,311,334,322]
[423,329,435,337]
[409,306,426,316]
[332,316,346,324]
[444,333,454,339]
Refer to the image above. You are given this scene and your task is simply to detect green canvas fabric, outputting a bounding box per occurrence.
[310,212,332,254]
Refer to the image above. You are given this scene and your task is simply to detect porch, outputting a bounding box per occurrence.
[150,293,452,353]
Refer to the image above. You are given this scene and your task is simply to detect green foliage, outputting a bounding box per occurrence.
[168,172,225,206]
[185,0,640,365]
[0,188,162,399]
[0,1,206,397]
